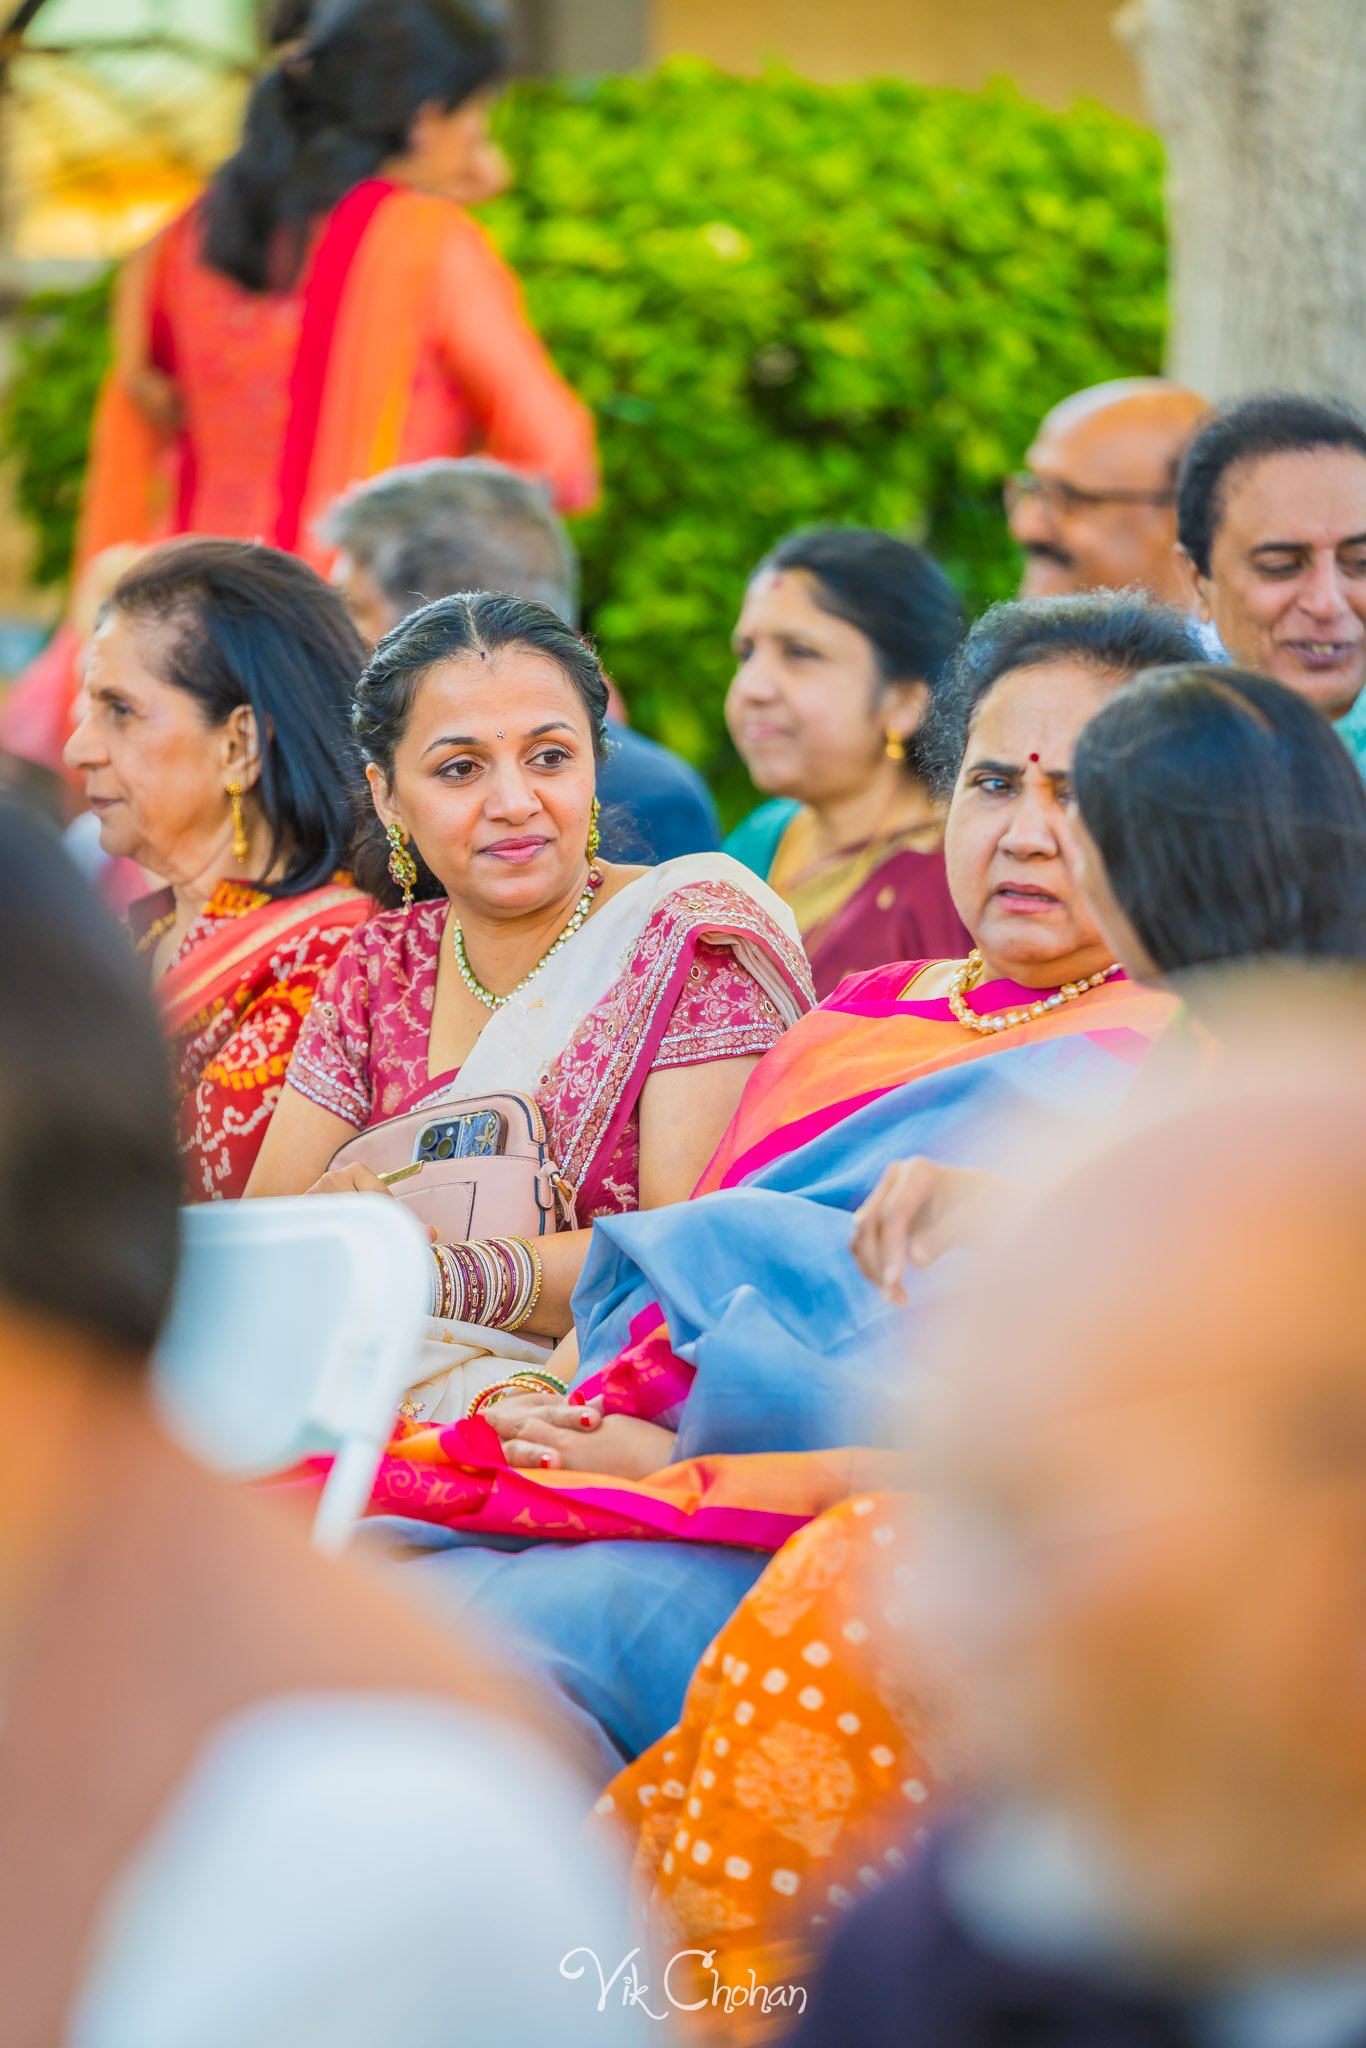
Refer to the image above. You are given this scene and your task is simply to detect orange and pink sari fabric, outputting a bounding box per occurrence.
[78,179,597,577]
[7,181,596,790]
[355,962,1172,1545]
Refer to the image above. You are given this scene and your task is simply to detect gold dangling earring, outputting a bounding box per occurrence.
[586,794,602,868]
[226,780,249,864]
[386,821,417,910]
[884,731,907,764]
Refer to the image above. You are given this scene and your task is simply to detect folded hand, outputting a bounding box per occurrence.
[482,1394,675,1478]
[852,1157,1003,1302]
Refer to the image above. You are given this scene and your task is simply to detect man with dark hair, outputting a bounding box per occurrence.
[1006,379,1208,604]
[1176,393,1366,776]
[321,457,721,862]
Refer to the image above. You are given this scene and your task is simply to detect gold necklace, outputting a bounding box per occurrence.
[947,947,1121,1035]
[451,867,603,1012]
[135,909,178,957]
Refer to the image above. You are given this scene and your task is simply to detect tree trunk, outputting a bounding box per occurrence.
[1122,0,1366,406]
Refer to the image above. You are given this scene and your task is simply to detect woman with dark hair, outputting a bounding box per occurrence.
[248,590,812,1414]
[1071,663,1366,974]
[0,800,640,2045]
[64,538,371,1200]
[725,527,969,995]
[74,0,595,582]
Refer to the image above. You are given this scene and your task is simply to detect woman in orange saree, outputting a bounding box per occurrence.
[6,4,597,796]
[64,539,371,1200]
[598,659,1366,2029]
[76,0,597,576]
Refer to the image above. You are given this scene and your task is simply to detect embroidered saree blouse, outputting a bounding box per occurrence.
[287,893,799,1221]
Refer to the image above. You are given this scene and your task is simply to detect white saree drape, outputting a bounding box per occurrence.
[401,855,806,1423]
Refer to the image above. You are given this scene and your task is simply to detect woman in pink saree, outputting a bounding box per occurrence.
[249,589,812,1414]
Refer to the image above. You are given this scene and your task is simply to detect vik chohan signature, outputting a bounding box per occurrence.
[560,1946,808,2021]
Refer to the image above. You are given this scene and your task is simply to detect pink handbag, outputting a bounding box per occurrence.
[327,1091,576,1245]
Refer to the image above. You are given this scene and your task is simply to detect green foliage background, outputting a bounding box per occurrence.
[4,272,113,588]
[1,59,1167,820]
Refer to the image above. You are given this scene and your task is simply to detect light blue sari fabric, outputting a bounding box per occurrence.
[575,1029,1146,1454]
[397,1032,1148,1769]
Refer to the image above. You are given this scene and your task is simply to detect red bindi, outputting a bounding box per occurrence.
[1029,752,1040,763]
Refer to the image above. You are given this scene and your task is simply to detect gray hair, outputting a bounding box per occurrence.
[317,456,579,627]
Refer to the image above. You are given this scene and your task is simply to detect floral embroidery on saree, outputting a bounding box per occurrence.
[288,880,813,1221]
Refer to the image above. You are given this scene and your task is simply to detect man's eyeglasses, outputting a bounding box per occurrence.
[1004,472,1177,517]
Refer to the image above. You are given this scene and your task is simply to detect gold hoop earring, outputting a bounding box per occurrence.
[884,731,907,764]
[226,780,249,864]
[386,822,417,909]
[586,795,602,867]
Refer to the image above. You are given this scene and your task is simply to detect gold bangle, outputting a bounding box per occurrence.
[467,1375,541,1419]
[507,1369,568,1398]
[502,1236,543,1332]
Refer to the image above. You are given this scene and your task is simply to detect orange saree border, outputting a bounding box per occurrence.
[698,975,1174,1195]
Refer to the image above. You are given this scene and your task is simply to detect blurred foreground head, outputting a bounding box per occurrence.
[1071,663,1366,978]
[925,998,1366,1967]
[1008,380,1208,607]
[0,803,179,1362]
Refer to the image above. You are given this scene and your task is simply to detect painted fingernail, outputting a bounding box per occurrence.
[579,1413,595,1429]
[540,1453,553,1468]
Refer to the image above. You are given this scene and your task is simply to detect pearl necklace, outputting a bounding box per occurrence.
[452,868,603,1011]
[947,947,1121,1035]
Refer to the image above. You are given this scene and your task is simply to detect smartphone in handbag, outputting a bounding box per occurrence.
[412,1109,506,1164]
[329,1089,577,1242]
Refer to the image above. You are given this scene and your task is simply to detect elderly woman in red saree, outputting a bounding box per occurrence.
[64,540,371,1200]
[725,528,969,997]
[248,590,813,1410]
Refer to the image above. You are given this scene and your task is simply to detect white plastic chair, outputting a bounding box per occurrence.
[153,1194,432,1553]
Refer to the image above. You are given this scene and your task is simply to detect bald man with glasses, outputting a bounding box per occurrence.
[1006,379,1208,605]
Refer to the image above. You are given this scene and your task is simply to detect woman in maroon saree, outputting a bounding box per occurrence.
[726,527,969,997]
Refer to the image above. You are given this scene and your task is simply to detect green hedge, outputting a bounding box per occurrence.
[3,271,112,588]
[1,59,1166,819]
